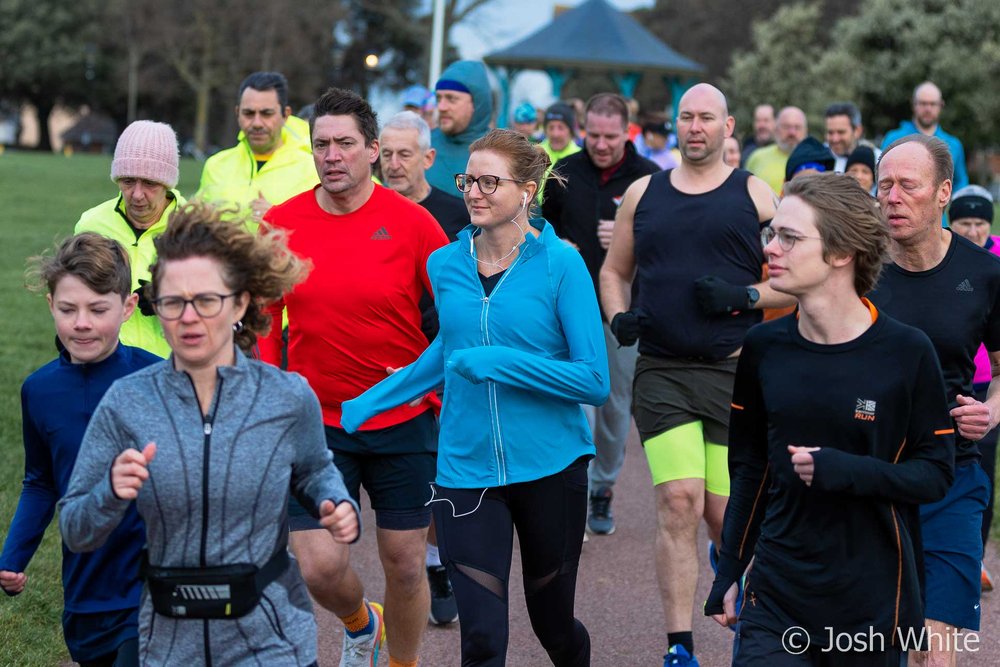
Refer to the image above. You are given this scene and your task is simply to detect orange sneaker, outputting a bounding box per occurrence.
[982,562,994,593]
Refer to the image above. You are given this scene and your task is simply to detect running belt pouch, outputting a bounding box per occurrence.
[141,543,288,619]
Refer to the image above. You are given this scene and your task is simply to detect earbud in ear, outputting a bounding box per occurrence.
[522,193,528,207]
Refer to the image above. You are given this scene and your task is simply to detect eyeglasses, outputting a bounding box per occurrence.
[454,173,524,195]
[760,226,822,252]
[151,292,239,320]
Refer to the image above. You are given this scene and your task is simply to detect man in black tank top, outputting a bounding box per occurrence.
[868,134,1000,666]
[600,83,790,665]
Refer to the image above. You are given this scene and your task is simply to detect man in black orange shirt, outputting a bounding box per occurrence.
[262,88,448,667]
[868,134,1000,667]
[707,174,954,666]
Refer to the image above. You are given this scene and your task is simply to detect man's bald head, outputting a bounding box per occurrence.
[676,83,735,165]
[678,83,729,118]
[912,81,944,131]
[775,106,807,153]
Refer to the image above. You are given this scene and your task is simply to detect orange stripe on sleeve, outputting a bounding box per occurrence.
[731,403,745,411]
[934,428,955,435]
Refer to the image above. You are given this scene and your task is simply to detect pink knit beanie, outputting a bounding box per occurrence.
[110,120,179,189]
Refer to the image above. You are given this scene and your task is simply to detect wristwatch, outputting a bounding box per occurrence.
[746,286,760,309]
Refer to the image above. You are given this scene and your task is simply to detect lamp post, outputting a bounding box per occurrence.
[428,0,445,88]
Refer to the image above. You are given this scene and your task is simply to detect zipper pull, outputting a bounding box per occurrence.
[204,422,212,435]
[482,296,489,303]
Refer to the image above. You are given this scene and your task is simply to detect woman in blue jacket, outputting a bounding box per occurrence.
[342,129,609,666]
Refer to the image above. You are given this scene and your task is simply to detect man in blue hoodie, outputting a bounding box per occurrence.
[427,60,493,197]
[882,81,968,190]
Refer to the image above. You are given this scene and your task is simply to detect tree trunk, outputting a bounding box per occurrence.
[194,79,211,154]
[127,47,140,124]
[34,98,55,152]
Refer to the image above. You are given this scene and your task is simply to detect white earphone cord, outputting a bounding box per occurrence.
[470,194,530,269]
[425,483,489,518]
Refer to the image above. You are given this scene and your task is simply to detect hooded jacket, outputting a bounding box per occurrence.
[426,61,493,197]
[59,350,358,666]
[75,191,185,358]
[341,220,610,488]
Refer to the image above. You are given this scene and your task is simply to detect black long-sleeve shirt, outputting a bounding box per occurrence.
[706,306,954,647]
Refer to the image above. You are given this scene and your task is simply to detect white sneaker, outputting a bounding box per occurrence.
[339,601,385,667]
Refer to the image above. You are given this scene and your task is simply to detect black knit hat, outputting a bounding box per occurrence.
[845,145,876,175]
[950,185,994,223]
[785,137,836,182]
[544,103,576,135]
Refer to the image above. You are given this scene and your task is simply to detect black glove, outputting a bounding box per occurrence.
[134,279,155,317]
[610,311,641,347]
[693,275,751,315]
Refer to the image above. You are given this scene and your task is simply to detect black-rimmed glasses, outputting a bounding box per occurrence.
[454,173,525,195]
[760,226,823,252]
[151,292,239,320]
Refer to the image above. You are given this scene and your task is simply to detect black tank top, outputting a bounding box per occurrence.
[633,168,764,360]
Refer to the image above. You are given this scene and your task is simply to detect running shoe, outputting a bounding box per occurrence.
[427,565,459,625]
[982,562,994,593]
[708,540,743,631]
[587,486,615,535]
[339,600,385,667]
[663,644,700,666]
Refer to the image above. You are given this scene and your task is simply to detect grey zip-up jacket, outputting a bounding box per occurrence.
[59,349,359,666]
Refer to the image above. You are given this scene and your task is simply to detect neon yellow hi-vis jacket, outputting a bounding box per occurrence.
[74,191,186,358]
[536,139,582,203]
[194,115,318,232]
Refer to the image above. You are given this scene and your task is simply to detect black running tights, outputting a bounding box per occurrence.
[432,457,591,667]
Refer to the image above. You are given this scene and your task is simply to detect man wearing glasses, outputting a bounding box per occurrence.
[260,88,449,667]
[600,83,786,666]
[881,81,968,190]
[195,71,318,230]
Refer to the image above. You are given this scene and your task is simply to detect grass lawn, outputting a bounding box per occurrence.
[0,151,201,666]
[0,151,997,664]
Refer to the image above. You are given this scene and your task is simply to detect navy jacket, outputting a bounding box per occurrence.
[0,343,157,612]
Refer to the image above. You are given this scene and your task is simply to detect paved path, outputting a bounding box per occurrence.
[315,428,1000,666]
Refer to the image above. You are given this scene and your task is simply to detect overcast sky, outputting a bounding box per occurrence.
[372,1,654,121]
[449,0,654,112]
[451,0,653,60]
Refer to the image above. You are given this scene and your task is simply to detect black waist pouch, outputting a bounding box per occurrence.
[141,538,289,619]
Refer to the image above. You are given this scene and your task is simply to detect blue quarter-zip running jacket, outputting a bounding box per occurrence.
[341,220,609,488]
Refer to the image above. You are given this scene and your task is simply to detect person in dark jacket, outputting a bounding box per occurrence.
[542,92,658,537]
[1,233,159,666]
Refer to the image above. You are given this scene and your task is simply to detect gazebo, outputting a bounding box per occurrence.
[484,0,705,125]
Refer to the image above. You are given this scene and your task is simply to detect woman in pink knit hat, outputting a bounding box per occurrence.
[75,120,186,358]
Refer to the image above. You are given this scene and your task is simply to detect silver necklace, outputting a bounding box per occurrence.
[471,220,528,270]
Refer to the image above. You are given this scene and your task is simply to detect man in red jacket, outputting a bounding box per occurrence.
[261,87,448,667]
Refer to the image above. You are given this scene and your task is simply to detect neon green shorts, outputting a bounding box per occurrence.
[642,420,730,496]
